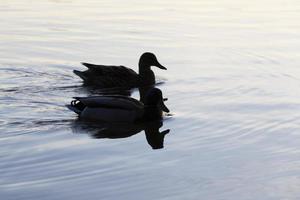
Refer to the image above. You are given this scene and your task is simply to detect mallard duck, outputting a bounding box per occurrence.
[67,88,169,122]
[73,52,166,88]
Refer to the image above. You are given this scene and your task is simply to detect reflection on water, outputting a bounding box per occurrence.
[1,0,300,199]
[71,120,170,149]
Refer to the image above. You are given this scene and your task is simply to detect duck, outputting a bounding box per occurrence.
[67,88,169,122]
[73,52,167,89]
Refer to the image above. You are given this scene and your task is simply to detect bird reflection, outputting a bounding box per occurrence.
[139,85,154,103]
[144,121,170,149]
[71,119,170,149]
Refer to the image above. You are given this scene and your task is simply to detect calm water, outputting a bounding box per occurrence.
[1,0,300,199]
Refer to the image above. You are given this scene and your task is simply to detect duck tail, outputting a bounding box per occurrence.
[73,70,88,81]
[66,99,85,115]
[81,62,92,68]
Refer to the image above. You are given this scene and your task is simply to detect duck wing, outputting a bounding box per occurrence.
[74,63,139,88]
[73,95,143,111]
[81,63,136,76]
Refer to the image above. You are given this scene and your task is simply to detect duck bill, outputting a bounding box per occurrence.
[155,61,167,70]
[161,101,170,113]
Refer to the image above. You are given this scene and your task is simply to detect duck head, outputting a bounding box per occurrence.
[143,88,169,120]
[139,52,167,70]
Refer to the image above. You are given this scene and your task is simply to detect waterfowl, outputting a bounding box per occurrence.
[73,52,166,88]
[67,88,169,122]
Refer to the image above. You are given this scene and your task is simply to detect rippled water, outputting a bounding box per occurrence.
[1,0,300,199]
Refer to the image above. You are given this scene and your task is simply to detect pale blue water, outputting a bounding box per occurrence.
[1,0,300,199]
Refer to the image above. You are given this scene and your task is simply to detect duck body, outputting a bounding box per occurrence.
[68,95,143,122]
[73,52,166,89]
[67,88,169,123]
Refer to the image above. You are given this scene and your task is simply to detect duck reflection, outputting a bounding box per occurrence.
[71,119,170,149]
[143,121,170,149]
[139,85,153,103]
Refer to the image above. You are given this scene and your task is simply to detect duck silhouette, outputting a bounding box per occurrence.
[67,88,169,122]
[73,52,166,89]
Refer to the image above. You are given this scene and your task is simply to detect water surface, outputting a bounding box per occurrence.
[1,0,300,199]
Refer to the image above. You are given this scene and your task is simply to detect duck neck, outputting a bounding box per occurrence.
[139,60,152,72]
[138,62,155,85]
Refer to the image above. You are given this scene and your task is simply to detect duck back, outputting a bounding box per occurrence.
[81,107,140,122]
[75,63,139,88]
[74,95,143,111]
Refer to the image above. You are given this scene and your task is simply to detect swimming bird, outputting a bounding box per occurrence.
[67,88,169,122]
[73,52,166,88]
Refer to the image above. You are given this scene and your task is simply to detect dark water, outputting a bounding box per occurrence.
[1,0,300,199]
